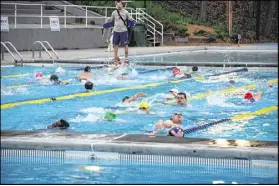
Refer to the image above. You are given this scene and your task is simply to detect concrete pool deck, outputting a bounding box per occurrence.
[1,44,278,66]
[1,130,277,161]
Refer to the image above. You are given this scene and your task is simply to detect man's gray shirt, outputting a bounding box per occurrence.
[107,9,134,32]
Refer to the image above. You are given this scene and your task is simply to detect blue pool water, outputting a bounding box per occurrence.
[1,64,278,141]
[1,151,278,184]
[130,50,278,63]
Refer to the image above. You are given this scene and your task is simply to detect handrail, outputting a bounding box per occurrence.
[1,42,17,61]
[41,41,59,59]
[136,9,163,46]
[32,41,53,59]
[4,41,23,61]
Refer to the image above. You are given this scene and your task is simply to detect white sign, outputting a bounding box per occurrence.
[49,16,60,31]
[1,16,9,32]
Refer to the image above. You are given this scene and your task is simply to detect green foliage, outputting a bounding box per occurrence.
[212,23,229,41]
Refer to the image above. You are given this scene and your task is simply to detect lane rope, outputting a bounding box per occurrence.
[1,73,29,78]
[183,105,278,134]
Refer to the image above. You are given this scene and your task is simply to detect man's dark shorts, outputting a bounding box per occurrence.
[113,31,128,46]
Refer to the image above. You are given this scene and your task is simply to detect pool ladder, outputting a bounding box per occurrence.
[32,41,59,60]
[1,41,23,66]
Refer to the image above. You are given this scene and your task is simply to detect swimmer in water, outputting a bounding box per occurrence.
[78,66,94,83]
[175,92,187,106]
[165,88,179,100]
[34,72,50,84]
[50,75,68,85]
[84,81,94,91]
[148,112,184,136]
[243,92,262,103]
[138,101,150,114]
[122,92,147,104]
[170,67,191,79]
[47,119,69,129]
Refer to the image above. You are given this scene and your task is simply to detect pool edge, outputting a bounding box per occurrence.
[1,130,277,161]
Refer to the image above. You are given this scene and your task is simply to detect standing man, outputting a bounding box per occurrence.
[107,0,135,65]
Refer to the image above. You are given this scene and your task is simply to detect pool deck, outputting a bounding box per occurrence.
[1,130,277,161]
[1,44,278,66]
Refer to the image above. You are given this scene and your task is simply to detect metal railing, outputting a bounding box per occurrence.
[32,41,58,59]
[1,2,163,47]
[135,8,163,46]
[1,41,23,66]
[1,2,135,28]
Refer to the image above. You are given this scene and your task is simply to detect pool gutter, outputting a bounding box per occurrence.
[1,130,277,161]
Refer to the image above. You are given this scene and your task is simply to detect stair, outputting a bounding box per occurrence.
[146,33,160,47]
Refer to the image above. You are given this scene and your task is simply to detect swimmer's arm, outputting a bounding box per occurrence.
[124,92,146,103]
[254,92,263,101]
[116,75,128,79]
[153,120,173,131]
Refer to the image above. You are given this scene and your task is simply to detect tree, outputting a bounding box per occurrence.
[255,1,261,41]
[199,1,208,23]
[263,1,275,38]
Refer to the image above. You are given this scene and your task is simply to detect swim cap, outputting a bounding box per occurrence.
[84,66,91,72]
[168,127,184,137]
[50,74,59,81]
[104,112,116,121]
[172,67,180,74]
[244,92,253,100]
[138,101,150,109]
[85,81,94,90]
[192,66,198,72]
[170,88,179,94]
[122,96,130,102]
[35,72,43,78]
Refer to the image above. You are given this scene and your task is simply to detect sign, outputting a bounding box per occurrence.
[49,16,60,31]
[1,16,9,32]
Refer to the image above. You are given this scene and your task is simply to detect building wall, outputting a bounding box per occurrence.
[1,27,107,51]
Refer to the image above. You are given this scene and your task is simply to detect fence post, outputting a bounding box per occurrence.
[153,24,155,47]
[161,25,163,46]
[40,5,43,28]
[14,4,17,28]
[64,6,67,28]
[85,6,88,27]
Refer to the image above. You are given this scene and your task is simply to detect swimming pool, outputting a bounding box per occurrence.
[1,149,277,184]
[1,64,278,141]
[124,49,278,64]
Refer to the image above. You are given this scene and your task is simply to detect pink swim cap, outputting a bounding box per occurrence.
[35,72,43,78]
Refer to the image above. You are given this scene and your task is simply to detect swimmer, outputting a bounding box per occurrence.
[104,111,116,121]
[47,119,69,129]
[244,92,262,103]
[148,112,184,136]
[50,75,68,85]
[138,101,150,114]
[34,72,43,79]
[171,67,191,79]
[84,81,94,91]
[165,88,179,99]
[34,72,50,84]
[78,66,94,83]
[192,66,198,72]
[176,92,187,106]
[122,92,146,104]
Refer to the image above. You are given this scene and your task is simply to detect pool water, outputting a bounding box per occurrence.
[131,50,278,63]
[1,64,278,141]
[1,151,277,184]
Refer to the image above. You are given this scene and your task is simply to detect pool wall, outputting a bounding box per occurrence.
[1,130,277,161]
